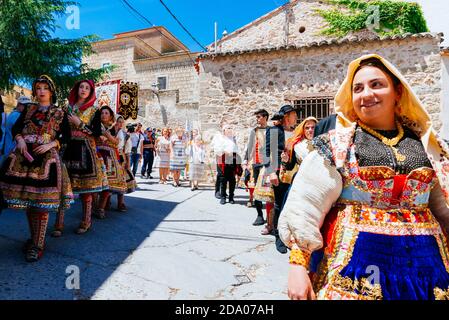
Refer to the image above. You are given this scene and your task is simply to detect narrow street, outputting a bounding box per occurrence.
[0,176,288,300]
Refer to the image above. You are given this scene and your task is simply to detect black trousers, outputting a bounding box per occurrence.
[272,177,290,233]
[252,165,264,216]
[141,149,154,176]
[215,164,223,194]
[220,165,236,200]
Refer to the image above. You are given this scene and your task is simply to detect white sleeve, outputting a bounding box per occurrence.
[429,181,449,234]
[124,137,132,154]
[278,150,343,252]
[117,131,125,151]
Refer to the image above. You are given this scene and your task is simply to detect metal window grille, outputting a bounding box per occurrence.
[157,76,167,90]
[294,97,332,122]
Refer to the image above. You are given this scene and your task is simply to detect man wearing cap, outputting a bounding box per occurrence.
[265,104,298,254]
[141,127,156,179]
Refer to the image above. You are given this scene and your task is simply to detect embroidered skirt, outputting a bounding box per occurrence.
[119,153,136,194]
[62,134,108,194]
[97,145,127,194]
[0,147,74,211]
[313,205,449,300]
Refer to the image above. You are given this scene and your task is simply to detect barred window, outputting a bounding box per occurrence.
[157,76,167,90]
[294,96,333,122]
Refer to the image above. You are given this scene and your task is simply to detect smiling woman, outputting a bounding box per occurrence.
[278,54,449,300]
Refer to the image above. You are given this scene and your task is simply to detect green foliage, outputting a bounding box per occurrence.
[0,0,113,104]
[316,0,429,37]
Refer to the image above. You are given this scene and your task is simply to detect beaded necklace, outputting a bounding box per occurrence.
[357,120,406,162]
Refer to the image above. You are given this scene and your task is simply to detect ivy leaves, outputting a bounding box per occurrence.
[316,0,429,37]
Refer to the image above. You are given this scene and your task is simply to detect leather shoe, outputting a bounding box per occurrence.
[252,216,265,226]
[220,198,226,205]
[275,236,288,254]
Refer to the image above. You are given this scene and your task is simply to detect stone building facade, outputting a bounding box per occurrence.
[199,0,445,148]
[83,26,200,129]
[0,86,33,113]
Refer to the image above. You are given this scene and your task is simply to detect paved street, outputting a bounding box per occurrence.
[0,175,288,300]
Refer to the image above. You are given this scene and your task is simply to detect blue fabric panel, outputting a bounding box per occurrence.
[339,232,449,300]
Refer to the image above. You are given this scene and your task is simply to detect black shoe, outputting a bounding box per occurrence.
[220,198,226,205]
[252,216,265,226]
[141,173,146,178]
[229,199,235,204]
[25,245,43,262]
[275,237,288,254]
[215,192,221,199]
[148,175,153,179]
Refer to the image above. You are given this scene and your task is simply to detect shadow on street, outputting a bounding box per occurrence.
[0,194,177,300]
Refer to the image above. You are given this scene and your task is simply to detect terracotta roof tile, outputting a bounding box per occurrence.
[200,32,444,59]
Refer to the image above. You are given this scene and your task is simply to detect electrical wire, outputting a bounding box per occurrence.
[158,0,207,51]
[119,0,198,64]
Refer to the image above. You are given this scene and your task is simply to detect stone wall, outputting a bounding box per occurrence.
[216,0,334,52]
[199,37,443,153]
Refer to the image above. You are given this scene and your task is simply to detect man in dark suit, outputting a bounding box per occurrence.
[265,105,298,254]
[314,113,337,137]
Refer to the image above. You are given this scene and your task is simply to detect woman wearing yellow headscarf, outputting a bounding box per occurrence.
[279,54,449,300]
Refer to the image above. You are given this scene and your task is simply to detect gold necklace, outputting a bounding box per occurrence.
[358,120,406,162]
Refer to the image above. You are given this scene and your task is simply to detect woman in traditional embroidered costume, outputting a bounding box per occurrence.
[279,54,449,300]
[0,75,74,262]
[52,80,108,236]
[93,105,127,219]
[114,115,136,210]
[279,116,317,184]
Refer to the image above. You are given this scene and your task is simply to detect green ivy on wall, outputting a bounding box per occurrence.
[316,0,429,37]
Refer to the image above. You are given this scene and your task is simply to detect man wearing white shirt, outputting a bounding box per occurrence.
[129,125,144,177]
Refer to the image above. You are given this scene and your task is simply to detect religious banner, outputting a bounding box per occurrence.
[95,80,121,113]
[119,82,138,120]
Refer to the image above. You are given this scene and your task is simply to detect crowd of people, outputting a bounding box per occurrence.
[206,54,449,300]
[1,53,449,300]
[0,76,209,263]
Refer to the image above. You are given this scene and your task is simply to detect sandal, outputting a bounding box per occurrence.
[75,222,91,235]
[25,245,43,262]
[260,224,273,235]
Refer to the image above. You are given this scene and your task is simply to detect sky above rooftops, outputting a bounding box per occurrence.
[54,0,283,52]
[54,0,449,51]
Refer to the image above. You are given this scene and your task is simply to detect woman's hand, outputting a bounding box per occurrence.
[288,265,316,300]
[281,151,289,163]
[16,138,28,155]
[269,172,279,186]
[68,114,82,127]
[33,142,55,155]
